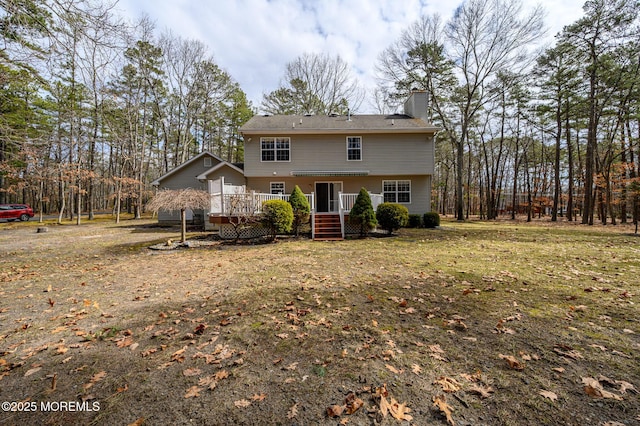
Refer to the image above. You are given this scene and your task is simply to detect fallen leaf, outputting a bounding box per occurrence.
[435,376,461,393]
[552,367,565,373]
[234,399,251,408]
[468,384,494,398]
[183,368,201,377]
[433,395,455,425]
[252,393,266,401]
[127,418,145,426]
[387,397,412,421]
[193,323,207,335]
[616,381,636,394]
[287,403,298,419]
[184,386,202,398]
[385,364,402,374]
[327,404,344,417]
[582,377,623,401]
[429,344,445,354]
[171,346,187,363]
[379,395,390,418]
[24,366,42,377]
[116,337,134,348]
[344,392,364,415]
[83,371,106,390]
[539,390,558,401]
[411,364,422,375]
[373,383,389,398]
[499,354,525,371]
[215,370,229,381]
[553,346,583,360]
[460,370,482,382]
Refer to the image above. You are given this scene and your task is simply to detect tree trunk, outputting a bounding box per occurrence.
[180,209,187,243]
[456,137,464,221]
[566,110,574,221]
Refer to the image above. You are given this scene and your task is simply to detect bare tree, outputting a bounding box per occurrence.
[262,52,364,115]
[146,188,209,243]
[377,0,545,220]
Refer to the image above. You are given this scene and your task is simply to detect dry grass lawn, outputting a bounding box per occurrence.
[0,216,638,425]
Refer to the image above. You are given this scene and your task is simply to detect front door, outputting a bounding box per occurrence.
[315,182,342,213]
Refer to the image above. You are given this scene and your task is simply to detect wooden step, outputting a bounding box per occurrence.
[314,214,343,240]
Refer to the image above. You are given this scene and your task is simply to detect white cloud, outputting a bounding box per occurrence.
[116,0,585,113]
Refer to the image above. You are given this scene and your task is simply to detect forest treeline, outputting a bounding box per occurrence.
[1,0,639,226]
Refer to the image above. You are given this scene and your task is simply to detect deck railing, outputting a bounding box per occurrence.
[211,189,383,239]
[211,191,314,216]
[339,192,384,213]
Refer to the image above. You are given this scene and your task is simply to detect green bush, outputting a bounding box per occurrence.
[289,185,310,236]
[423,212,440,228]
[376,202,409,235]
[408,214,422,228]
[262,199,293,241]
[349,187,378,237]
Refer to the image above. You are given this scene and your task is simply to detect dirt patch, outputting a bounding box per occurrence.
[0,218,638,425]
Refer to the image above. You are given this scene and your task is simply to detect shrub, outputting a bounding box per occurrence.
[349,187,378,237]
[376,202,409,235]
[408,214,422,228]
[423,212,440,228]
[289,185,310,236]
[262,199,293,241]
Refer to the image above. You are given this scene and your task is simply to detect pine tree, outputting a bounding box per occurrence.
[349,187,377,237]
[289,185,310,236]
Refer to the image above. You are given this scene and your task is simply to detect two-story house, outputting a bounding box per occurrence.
[153,91,439,240]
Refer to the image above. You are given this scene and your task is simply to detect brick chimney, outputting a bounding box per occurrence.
[403,90,429,122]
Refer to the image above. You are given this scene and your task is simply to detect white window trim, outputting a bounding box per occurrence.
[382,180,412,204]
[260,137,291,162]
[346,136,362,161]
[270,182,285,194]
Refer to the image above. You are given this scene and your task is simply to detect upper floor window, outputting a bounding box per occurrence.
[347,136,362,161]
[261,137,290,162]
[204,157,212,167]
[270,182,285,194]
[383,180,411,203]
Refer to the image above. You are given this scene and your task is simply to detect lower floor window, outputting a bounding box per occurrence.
[383,180,411,203]
[270,182,285,194]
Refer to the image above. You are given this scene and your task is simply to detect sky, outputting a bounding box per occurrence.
[115,0,586,113]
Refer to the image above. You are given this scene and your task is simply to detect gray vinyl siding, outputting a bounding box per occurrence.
[244,134,434,178]
[246,174,431,214]
[201,167,246,186]
[155,157,215,191]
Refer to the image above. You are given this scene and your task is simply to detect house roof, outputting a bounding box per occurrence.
[196,162,245,180]
[151,151,224,186]
[239,113,440,135]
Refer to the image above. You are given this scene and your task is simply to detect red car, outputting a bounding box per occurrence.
[0,204,35,221]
